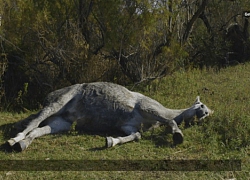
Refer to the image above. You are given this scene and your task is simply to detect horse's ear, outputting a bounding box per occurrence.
[195,96,201,104]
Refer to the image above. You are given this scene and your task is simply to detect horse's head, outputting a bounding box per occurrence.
[193,96,213,120]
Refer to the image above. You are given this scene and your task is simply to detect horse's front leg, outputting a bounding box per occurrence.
[106,125,141,148]
[168,120,183,145]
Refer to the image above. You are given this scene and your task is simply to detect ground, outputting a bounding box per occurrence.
[0,63,250,179]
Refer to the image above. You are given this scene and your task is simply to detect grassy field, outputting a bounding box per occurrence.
[0,63,250,179]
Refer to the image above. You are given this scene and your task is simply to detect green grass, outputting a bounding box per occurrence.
[1,64,250,179]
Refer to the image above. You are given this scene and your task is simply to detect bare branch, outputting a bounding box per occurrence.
[182,0,208,42]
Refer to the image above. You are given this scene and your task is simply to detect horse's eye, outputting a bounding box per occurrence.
[201,104,204,108]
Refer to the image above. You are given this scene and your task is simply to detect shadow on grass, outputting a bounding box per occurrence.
[141,125,178,148]
[77,125,179,150]
[0,122,178,153]
[75,130,125,151]
[0,122,19,153]
[143,133,173,148]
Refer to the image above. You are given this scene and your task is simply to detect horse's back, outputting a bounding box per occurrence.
[63,82,141,132]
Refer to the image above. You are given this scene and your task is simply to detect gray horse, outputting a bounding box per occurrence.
[7,82,212,151]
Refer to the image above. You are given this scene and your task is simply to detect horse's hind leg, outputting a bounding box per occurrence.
[8,105,63,146]
[13,113,39,131]
[13,116,72,151]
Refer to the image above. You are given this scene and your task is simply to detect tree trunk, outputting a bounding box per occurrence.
[182,0,208,42]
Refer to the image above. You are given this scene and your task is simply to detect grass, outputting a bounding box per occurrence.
[1,64,250,179]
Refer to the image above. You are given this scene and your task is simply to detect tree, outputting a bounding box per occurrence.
[0,0,249,110]
[179,0,250,67]
[86,0,188,82]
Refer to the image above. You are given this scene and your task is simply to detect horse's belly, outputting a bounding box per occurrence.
[75,109,133,132]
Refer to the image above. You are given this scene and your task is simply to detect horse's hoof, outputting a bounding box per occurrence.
[173,132,183,145]
[7,139,16,146]
[106,137,113,148]
[13,140,27,152]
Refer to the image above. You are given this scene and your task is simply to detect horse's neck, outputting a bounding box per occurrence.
[166,107,195,124]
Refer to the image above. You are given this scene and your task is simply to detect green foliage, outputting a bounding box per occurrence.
[187,0,250,67]
[0,0,250,110]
